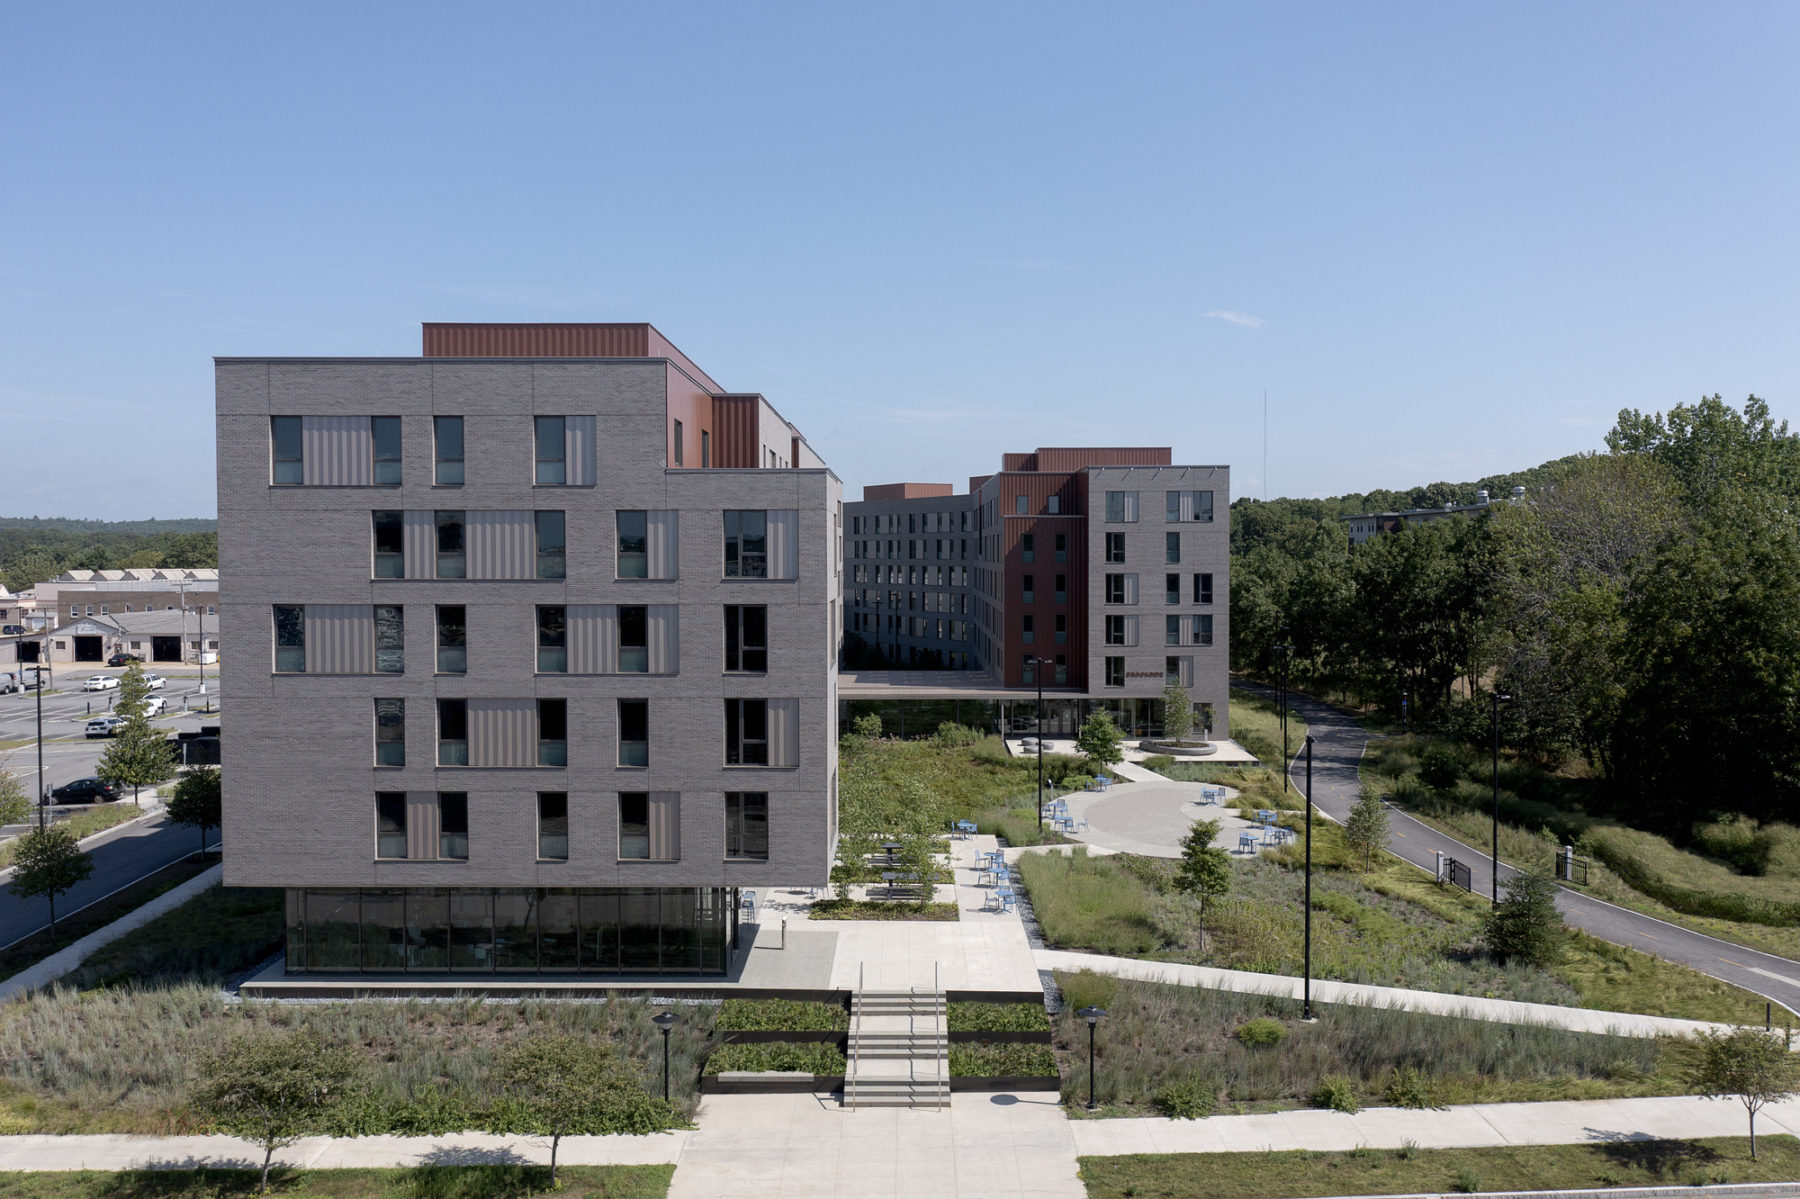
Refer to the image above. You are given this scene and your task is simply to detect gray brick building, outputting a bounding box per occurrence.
[217,324,842,977]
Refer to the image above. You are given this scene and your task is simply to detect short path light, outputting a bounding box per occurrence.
[1078,1005,1107,1111]
[652,1011,679,1102]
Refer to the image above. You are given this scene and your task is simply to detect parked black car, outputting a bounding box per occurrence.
[46,777,122,805]
[107,653,144,667]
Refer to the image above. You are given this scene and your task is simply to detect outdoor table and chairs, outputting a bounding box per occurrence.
[1237,831,1260,854]
[1091,775,1112,792]
[953,819,978,839]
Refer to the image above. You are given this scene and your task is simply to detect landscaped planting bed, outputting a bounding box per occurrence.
[714,998,847,1034]
[807,899,959,921]
[0,1164,676,1198]
[1053,970,1690,1119]
[946,1001,1051,1042]
[701,1042,846,1076]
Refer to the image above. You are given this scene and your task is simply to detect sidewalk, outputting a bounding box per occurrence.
[0,1131,687,1172]
[1070,1093,1800,1157]
[1034,949,1742,1040]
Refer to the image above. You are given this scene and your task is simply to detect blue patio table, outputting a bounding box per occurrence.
[1238,832,1259,853]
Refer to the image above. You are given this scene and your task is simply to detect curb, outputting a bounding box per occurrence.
[1301,1184,1800,1199]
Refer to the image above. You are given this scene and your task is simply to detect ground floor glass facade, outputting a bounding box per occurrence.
[284,887,736,975]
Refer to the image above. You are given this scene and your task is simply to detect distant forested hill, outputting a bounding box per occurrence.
[0,516,218,592]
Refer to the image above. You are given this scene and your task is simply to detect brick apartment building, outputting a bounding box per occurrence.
[217,323,842,978]
[844,448,1229,738]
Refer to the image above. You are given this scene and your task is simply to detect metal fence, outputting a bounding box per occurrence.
[1555,847,1590,886]
[1445,857,1473,892]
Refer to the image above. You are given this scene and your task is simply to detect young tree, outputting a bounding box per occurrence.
[166,766,222,854]
[497,1033,658,1185]
[1344,781,1391,872]
[7,825,94,933]
[1174,817,1232,943]
[0,767,30,827]
[1076,710,1125,770]
[1161,682,1195,742]
[1484,867,1564,968]
[96,663,175,806]
[1690,1027,1800,1159]
[191,1029,365,1193]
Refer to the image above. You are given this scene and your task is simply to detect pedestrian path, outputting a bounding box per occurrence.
[1071,1092,1800,1157]
[1034,949,1743,1040]
[0,1130,688,1172]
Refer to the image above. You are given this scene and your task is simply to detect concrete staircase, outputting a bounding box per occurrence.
[844,984,949,1109]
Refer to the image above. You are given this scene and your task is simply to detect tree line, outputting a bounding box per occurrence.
[0,517,217,592]
[1231,395,1800,831]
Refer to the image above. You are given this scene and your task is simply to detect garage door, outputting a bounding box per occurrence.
[73,636,103,662]
[152,636,183,662]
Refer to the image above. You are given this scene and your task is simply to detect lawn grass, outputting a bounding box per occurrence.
[1016,849,1159,956]
[1078,1137,1800,1198]
[806,899,959,921]
[0,1164,674,1198]
[0,802,148,868]
[1052,970,1690,1118]
[0,855,220,984]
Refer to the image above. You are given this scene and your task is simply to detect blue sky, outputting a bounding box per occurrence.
[4,2,1796,519]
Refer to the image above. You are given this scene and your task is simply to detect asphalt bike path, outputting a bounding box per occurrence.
[1240,682,1800,1019]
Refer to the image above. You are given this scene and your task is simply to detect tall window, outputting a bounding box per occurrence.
[538,699,567,766]
[435,511,465,578]
[536,511,566,579]
[373,511,404,578]
[725,698,768,765]
[617,511,648,578]
[1165,490,1181,522]
[538,793,569,860]
[723,510,767,578]
[1195,614,1214,646]
[619,605,648,673]
[1055,533,1067,563]
[1165,532,1181,564]
[436,606,466,674]
[1166,490,1214,522]
[1022,574,1034,604]
[1105,656,1124,687]
[1105,615,1126,646]
[1055,614,1067,644]
[1055,573,1067,604]
[1021,533,1034,563]
[1105,533,1125,564]
[1104,491,1127,522]
[1047,495,1060,514]
[618,792,650,859]
[273,605,305,672]
[1015,495,1027,514]
[1165,573,1181,605]
[674,419,684,466]
[375,605,404,673]
[438,793,469,860]
[701,429,710,468]
[271,417,303,484]
[376,792,407,859]
[536,606,566,673]
[1166,615,1182,645]
[724,605,767,672]
[433,415,464,485]
[725,792,769,861]
[619,699,648,766]
[372,416,402,485]
[1165,656,1182,685]
[535,416,566,484]
[437,700,468,766]
[374,699,405,767]
[1105,574,1125,604]
[1022,614,1035,644]
[1194,573,1214,604]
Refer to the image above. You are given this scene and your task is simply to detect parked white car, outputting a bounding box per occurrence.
[142,694,168,716]
[85,715,122,738]
[142,674,167,691]
[82,675,120,692]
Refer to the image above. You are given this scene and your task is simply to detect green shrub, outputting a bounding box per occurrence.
[1382,1065,1437,1109]
[702,1042,845,1076]
[1452,1166,1484,1193]
[1310,1075,1361,1113]
[949,1043,1058,1077]
[946,1003,1049,1032]
[1153,1076,1216,1119]
[714,999,846,1032]
[1057,971,1118,1015]
[1015,848,1159,955]
[932,722,984,748]
[1140,755,1176,773]
[1234,1018,1287,1047]
[851,712,883,738]
[1418,746,1464,792]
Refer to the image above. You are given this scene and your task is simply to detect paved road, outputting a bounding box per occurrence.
[1241,682,1800,1019]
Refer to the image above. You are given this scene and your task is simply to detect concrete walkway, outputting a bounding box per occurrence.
[1034,949,1742,1040]
[667,1092,1083,1199]
[0,1130,688,1172]
[1071,1093,1800,1157]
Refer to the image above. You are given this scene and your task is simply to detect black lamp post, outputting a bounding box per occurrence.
[1303,733,1316,1022]
[651,1011,678,1102]
[1078,1004,1106,1110]
[34,629,46,828]
[1275,634,1295,794]
[1033,656,1052,830]
[1401,689,1409,734]
[1490,691,1511,904]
